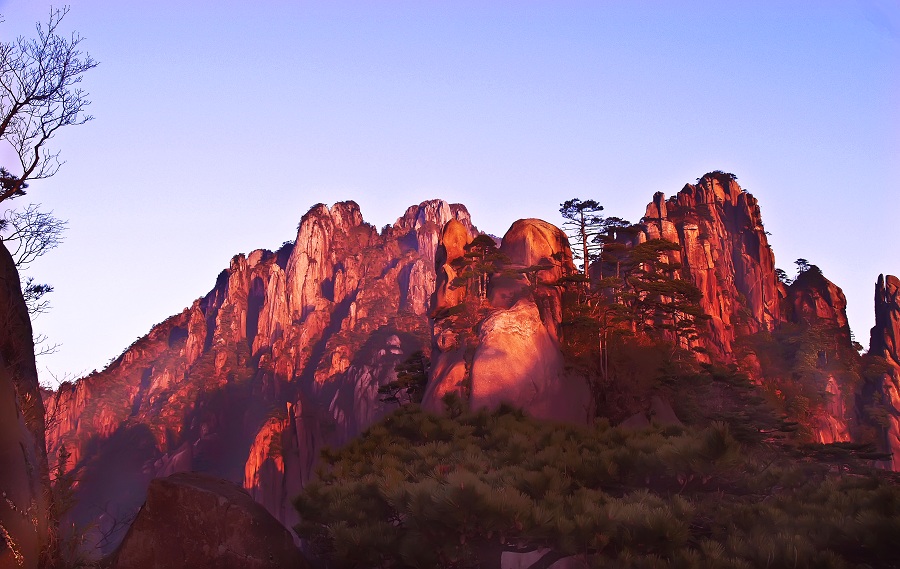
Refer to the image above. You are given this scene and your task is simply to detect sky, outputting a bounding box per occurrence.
[0,1,897,385]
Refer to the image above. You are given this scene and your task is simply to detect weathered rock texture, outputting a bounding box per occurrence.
[110,472,307,569]
[44,175,899,560]
[0,243,48,569]
[869,275,900,470]
[630,173,859,443]
[44,199,476,554]
[424,218,591,423]
[632,173,781,359]
[783,268,856,443]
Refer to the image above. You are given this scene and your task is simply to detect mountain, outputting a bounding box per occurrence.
[41,174,899,558]
[44,199,475,554]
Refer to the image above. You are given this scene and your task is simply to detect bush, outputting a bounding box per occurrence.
[293,404,900,568]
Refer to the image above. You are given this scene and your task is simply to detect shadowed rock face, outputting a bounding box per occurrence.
[869,275,900,470]
[0,243,48,569]
[44,199,475,554]
[782,269,856,444]
[110,472,307,569]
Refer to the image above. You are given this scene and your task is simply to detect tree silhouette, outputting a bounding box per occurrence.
[378,351,430,406]
[559,198,605,278]
[449,234,507,302]
[1,7,98,203]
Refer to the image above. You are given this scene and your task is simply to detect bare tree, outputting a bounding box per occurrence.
[1,203,67,268]
[0,205,67,317]
[0,6,97,203]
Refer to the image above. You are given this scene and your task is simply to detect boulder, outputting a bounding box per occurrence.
[110,472,307,569]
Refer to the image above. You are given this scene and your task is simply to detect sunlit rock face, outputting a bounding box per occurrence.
[869,275,900,471]
[0,242,48,569]
[469,298,590,422]
[44,199,475,554]
[629,173,781,360]
[424,217,590,423]
[628,174,862,442]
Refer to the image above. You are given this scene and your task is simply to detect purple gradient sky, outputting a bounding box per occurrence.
[0,1,897,385]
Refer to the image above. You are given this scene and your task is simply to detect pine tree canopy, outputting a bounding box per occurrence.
[293,401,900,569]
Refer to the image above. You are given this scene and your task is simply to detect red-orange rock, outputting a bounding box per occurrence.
[45,200,472,554]
[783,267,855,443]
[432,218,474,313]
[468,299,590,423]
[869,274,900,470]
[632,174,782,358]
[497,218,576,341]
[426,218,587,423]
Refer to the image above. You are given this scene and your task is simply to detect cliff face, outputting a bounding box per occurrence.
[868,275,900,470]
[631,174,860,443]
[0,242,49,569]
[782,268,857,443]
[45,199,475,554]
[633,173,781,359]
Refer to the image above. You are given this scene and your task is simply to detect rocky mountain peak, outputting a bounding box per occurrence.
[868,274,900,470]
[632,172,781,359]
[36,184,899,562]
[871,274,900,362]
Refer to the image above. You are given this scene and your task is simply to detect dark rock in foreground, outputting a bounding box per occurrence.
[110,472,308,569]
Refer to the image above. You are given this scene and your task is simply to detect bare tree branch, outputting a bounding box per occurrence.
[0,203,67,268]
[0,6,97,203]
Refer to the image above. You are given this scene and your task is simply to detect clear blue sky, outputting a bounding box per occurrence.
[1,1,897,384]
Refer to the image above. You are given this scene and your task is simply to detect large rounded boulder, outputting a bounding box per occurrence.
[110,472,308,569]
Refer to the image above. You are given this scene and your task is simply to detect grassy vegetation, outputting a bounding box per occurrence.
[294,400,900,569]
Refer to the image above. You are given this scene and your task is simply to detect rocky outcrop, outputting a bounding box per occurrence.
[110,472,307,569]
[44,199,476,555]
[786,268,851,334]
[424,218,590,423]
[869,274,900,470]
[630,174,861,442]
[468,299,589,422]
[0,242,48,569]
[633,173,781,359]
[784,268,856,443]
[498,218,573,341]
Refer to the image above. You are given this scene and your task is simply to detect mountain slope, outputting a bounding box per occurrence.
[44,199,475,554]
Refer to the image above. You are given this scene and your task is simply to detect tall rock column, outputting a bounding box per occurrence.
[0,243,48,569]
[869,274,900,471]
[634,173,782,359]
[422,219,473,409]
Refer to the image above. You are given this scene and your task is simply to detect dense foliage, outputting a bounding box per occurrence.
[294,401,900,569]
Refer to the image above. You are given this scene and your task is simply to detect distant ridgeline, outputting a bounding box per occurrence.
[39,173,899,562]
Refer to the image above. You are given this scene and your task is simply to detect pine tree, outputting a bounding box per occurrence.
[559,198,605,278]
[450,234,507,302]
